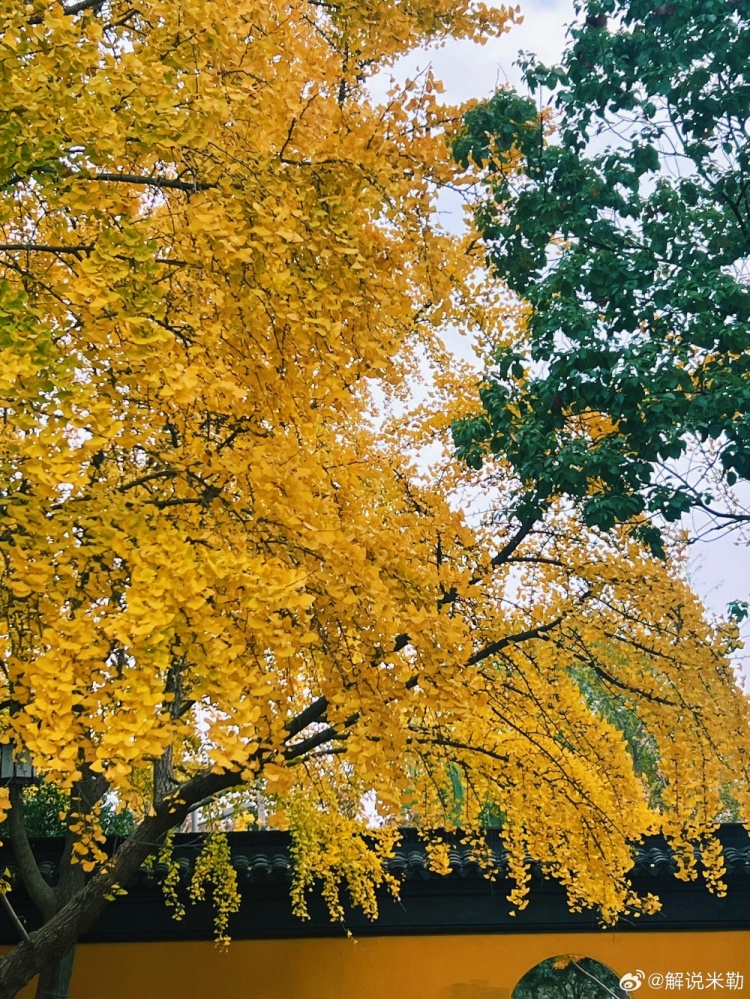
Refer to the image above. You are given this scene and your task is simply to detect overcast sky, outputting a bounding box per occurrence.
[422,0,575,98]
[375,0,750,673]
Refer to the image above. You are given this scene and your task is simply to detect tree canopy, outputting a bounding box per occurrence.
[452,0,750,554]
[0,1,749,996]
[512,955,625,999]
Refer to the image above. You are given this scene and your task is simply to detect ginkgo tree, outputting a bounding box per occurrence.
[0,1,749,997]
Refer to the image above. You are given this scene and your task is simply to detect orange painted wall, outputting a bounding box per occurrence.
[11,930,750,999]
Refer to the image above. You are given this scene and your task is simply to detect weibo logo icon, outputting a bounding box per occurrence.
[619,971,646,992]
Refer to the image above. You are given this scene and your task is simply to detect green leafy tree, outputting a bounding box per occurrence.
[0,786,133,839]
[570,659,663,805]
[453,0,750,554]
[512,956,626,999]
[0,786,67,839]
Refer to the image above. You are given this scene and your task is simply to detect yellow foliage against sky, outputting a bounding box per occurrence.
[0,0,748,952]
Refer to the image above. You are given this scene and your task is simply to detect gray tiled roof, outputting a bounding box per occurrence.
[6,827,750,887]
[135,828,750,885]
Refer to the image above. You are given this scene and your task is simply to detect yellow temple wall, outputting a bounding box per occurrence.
[11,929,750,998]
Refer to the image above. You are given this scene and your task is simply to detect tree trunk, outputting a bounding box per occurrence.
[34,946,76,999]
[0,767,242,997]
[32,856,86,999]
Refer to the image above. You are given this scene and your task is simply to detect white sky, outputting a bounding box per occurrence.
[375,0,750,672]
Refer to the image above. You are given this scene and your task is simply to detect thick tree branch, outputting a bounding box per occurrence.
[0,243,190,267]
[119,469,178,493]
[154,747,177,804]
[562,626,679,707]
[90,172,214,192]
[58,770,109,900]
[285,616,568,760]
[285,709,360,758]
[28,0,107,26]
[502,555,566,568]
[284,696,329,739]
[62,0,107,14]
[586,659,675,707]
[286,725,348,758]
[0,767,242,996]
[466,615,564,666]
[438,518,542,608]
[408,730,510,766]
[0,244,92,255]
[283,634,411,741]
[148,497,204,509]
[8,787,56,921]
[491,517,538,568]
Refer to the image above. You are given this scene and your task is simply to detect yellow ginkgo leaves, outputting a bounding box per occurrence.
[0,8,748,999]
